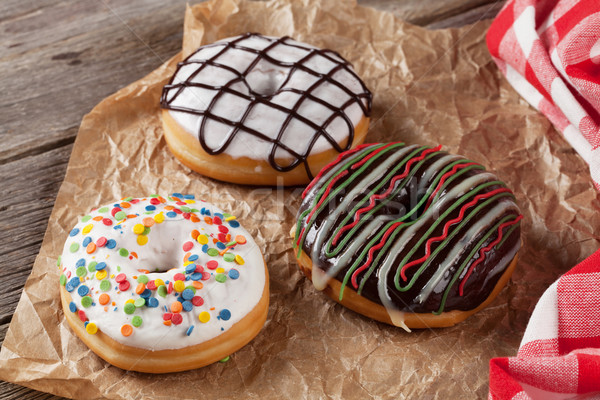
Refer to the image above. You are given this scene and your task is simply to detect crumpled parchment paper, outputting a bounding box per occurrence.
[1,0,599,398]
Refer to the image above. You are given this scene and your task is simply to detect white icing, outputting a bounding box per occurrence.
[166,34,369,161]
[60,195,266,351]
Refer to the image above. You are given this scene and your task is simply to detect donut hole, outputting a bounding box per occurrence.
[136,223,188,273]
[244,62,290,97]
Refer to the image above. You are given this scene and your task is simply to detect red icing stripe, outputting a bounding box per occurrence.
[458,215,523,296]
[400,188,513,281]
[332,146,442,246]
[423,162,479,212]
[302,143,374,199]
[304,170,349,225]
[350,221,403,289]
[349,142,396,170]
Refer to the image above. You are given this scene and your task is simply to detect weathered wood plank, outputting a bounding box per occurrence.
[0,144,73,327]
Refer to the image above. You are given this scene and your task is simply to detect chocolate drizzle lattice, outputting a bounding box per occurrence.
[160,33,372,180]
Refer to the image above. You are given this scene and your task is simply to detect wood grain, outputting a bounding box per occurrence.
[0,0,502,398]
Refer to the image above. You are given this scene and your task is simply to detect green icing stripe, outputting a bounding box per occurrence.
[323,146,429,257]
[349,162,484,296]
[391,180,508,291]
[295,143,404,257]
[433,214,519,314]
[326,158,482,258]
[394,192,514,292]
[293,144,386,252]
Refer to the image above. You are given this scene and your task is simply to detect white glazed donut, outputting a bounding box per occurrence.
[58,194,268,373]
[160,33,372,186]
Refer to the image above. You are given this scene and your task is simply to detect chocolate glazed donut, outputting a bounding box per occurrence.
[292,142,522,330]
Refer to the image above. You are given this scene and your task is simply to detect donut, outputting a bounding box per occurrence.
[292,143,522,330]
[160,33,372,186]
[58,194,268,373]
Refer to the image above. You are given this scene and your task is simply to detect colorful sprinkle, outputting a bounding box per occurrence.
[174,280,185,292]
[137,235,148,246]
[100,280,111,291]
[121,324,133,336]
[207,248,219,257]
[219,309,231,321]
[186,325,194,336]
[106,239,117,249]
[85,322,98,334]
[215,274,227,283]
[185,264,196,274]
[171,301,183,313]
[182,301,193,312]
[228,269,240,279]
[207,260,218,270]
[99,293,110,305]
[235,255,245,265]
[197,234,208,245]
[223,253,235,262]
[69,243,79,253]
[171,313,183,325]
[76,266,87,277]
[131,316,143,327]
[86,261,97,272]
[119,248,129,257]
[134,298,146,308]
[199,311,211,323]
[60,274,67,286]
[142,217,155,227]
[69,302,77,313]
[124,303,136,314]
[65,277,80,292]
[69,228,80,237]
[192,296,204,306]
[181,288,194,300]
[95,270,107,280]
[77,285,89,296]
[157,285,168,297]
[81,296,92,308]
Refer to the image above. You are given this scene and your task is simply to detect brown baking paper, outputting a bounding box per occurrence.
[1,0,599,398]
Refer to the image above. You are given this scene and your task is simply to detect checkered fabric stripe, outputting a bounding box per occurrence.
[487,0,600,191]
[488,248,600,399]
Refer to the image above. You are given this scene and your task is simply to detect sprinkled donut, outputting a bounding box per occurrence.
[58,194,268,373]
[160,33,372,186]
[292,143,522,330]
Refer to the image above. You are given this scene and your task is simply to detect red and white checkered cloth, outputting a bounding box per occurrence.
[487,0,600,191]
[488,248,600,399]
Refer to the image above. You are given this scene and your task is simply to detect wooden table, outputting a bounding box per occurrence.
[0,0,504,398]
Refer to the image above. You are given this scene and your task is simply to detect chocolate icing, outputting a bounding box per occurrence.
[160,33,372,180]
[294,143,522,315]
